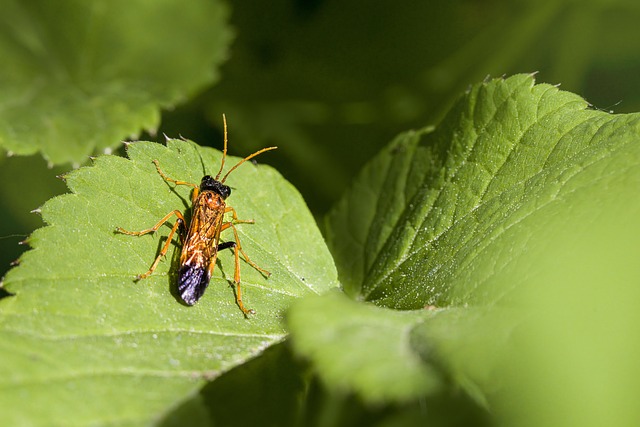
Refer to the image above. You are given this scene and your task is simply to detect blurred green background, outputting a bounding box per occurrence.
[2,0,640,283]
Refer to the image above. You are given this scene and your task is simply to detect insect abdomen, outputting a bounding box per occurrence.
[178,264,210,305]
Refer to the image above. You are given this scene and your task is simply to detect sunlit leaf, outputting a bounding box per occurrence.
[0,139,338,426]
[292,74,640,407]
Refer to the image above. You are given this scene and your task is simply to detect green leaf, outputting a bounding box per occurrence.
[0,0,231,164]
[288,291,441,405]
[491,189,640,427]
[419,144,640,426]
[295,73,640,406]
[0,139,338,426]
[326,73,640,309]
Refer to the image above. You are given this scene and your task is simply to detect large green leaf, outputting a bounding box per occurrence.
[327,73,640,308]
[0,139,338,426]
[0,0,231,164]
[289,74,640,407]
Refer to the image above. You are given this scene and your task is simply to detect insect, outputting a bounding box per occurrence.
[116,115,277,315]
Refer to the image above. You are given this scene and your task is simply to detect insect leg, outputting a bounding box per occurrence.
[222,206,270,275]
[116,210,185,236]
[153,160,198,187]
[137,220,183,280]
[206,241,253,315]
[116,210,186,280]
[221,221,271,277]
[153,160,200,203]
[224,206,254,224]
[217,241,235,251]
[223,239,255,316]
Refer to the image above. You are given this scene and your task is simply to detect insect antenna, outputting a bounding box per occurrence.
[221,146,278,184]
[214,114,230,181]
[215,114,277,184]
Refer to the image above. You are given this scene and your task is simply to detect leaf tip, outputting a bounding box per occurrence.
[0,284,11,297]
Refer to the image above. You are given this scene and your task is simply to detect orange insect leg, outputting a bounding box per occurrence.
[153,160,200,203]
[222,207,271,277]
[216,207,271,315]
[116,210,185,280]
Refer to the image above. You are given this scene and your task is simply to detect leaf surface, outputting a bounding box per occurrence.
[327,73,640,308]
[0,139,338,426]
[292,74,640,404]
[288,291,441,404]
[0,0,231,164]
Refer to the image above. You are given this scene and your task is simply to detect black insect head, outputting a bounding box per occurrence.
[200,175,231,199]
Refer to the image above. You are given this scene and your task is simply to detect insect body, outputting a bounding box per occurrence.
[116,116,276,315]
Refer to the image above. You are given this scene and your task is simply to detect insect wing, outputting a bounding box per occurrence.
[177,191,225,305]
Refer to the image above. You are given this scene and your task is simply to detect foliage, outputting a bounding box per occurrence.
[1,1,640,426]
[0,139,338,426]
[0,0,230,164]
[297,74,640,418]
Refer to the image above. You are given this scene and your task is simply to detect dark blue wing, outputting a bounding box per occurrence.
[178,264,210,305]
